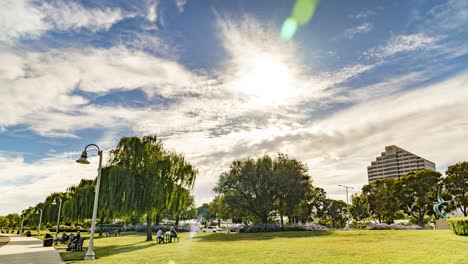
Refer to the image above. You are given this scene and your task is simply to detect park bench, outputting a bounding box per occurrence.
[71,237,85,252]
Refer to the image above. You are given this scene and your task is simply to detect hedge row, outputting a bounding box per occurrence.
[447,217,468,236]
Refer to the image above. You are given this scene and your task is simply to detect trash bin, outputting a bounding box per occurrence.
[26,231,31,237]
[43,238,53,247]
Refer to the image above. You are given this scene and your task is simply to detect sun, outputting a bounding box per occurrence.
[230,53,297,106]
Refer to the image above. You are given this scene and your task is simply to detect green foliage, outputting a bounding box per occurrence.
[215,154,314,224]
[104,135,197,240]
[447,217,468,236]
[317,199,347,229]
[362,178,400,224]
[396,170,442,226]
[444,162,468,216]
[349,193,370,222]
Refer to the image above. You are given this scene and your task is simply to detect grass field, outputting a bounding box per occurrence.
[58,230,468,264]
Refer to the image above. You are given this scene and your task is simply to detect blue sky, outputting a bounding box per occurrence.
[1,0,467,215]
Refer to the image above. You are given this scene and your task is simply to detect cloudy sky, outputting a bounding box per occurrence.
[1,0,467,215]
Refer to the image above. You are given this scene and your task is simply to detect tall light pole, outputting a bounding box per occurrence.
[338,185,354,228]
[76,144,103,261]
[52,197,63,240]
[36,209,43,237]
[20,214,24,236]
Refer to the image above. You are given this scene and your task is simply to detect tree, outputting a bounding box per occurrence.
[209,195,231,227]
[317,199,347,229]
[444,162,468,216]
[396,170,442,227]
[362,178,400,224]
[167,187,195,228]
[106,136,197,241]
[349,193,370,222]
[5,213,20,229]
[215,154,313,224]
[0,216,9,229]
[274,153,312,224]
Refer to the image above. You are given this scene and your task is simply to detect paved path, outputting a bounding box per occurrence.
[0,234,63,264]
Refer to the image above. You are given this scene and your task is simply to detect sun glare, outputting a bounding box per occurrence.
[231,54,297,106]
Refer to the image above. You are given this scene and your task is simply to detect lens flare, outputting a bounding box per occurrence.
[281,0,320,41]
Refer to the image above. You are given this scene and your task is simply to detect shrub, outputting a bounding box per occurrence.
[239,223,328,233]
[447,217,468,236]
[366,223,423,230]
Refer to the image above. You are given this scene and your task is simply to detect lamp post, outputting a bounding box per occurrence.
[20,214,24,236]
[52,197,63,240]
[36,209,43,237]
[338,185,354,228]
[76,144,103,261]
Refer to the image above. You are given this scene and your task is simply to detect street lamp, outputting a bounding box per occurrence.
[36,209,43,237]
[76,144,103,261]
[52,197,63,241]
[20,214,24,236]
[338,185,354,228]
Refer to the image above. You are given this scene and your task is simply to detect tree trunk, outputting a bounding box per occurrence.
[280,214,284,226]
[260,212,268,224]
[175,215,180,229]
[217,218,221,227]
[155,214,161,225]
[146,216,152,241]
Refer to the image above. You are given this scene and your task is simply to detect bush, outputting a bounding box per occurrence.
[239,223,328,233]
[447,217,468,236]
[366,223,423,230]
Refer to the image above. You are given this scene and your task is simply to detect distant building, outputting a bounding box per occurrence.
[367,145,436,182]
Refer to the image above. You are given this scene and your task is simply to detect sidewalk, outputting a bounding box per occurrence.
[0,234,63,264]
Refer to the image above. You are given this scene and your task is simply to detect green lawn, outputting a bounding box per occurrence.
[59,230,468,264]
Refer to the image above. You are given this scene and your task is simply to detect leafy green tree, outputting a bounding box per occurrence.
[362,178,400,224]
[396,170,442,227]
[215,154,313,224]
[296,186,327,224]
[167,187,196,227]
[274,154,312,224]
[209,195,232,227]
[444,162,468,216]
[349,193,370,222]
[6,213,20,229]
[317,199,347,229]
[215,155,278,223]
[0,216,9,229]
[105,136,197,241]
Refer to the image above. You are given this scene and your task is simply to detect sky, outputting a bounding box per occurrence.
[0,0,467,215]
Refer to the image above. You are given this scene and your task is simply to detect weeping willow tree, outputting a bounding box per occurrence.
[104,136,197,241]
[167,187,195,228]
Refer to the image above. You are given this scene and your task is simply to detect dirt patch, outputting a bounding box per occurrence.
[0,236,10,248]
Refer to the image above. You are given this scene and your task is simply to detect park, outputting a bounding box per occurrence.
[1,0,468,263]
[1,135,468,263]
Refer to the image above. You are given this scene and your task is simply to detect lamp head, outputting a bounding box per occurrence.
[52,198,57,205]
[36,210,40,215]
[76,150,90,164]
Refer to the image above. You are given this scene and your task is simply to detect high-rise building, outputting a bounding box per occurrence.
[367,145,436,182]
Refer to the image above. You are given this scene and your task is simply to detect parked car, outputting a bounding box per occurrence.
[202,226,223,233]
[230,226,243,232]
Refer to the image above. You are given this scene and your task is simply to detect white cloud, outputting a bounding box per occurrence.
[175,0,187,13]
[350,10,377,19]
[366,33,438,58]
[147,1,159,22]
[0,0,127,44]
[344,22,373,39]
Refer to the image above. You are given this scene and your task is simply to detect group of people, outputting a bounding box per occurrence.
[156,227,177,244]
[54,231,81,251]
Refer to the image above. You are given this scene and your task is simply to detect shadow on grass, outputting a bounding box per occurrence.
[60,239,168,262]
[194,231,332,242]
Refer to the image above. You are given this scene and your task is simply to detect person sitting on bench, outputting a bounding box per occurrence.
[169,227,177,243]
[156,228,164,244]
[66,231,81,251]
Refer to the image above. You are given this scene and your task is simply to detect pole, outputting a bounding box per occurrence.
[37,209,43,237]
[20,215,24,236]
[84,150,103,260]
[55,198,63,240]
[338,185,354,228]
